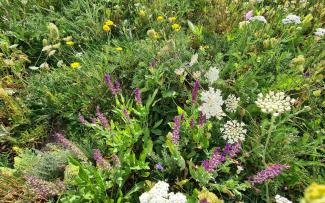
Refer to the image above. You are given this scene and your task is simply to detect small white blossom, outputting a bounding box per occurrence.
[220,120,246,144]
[282,14,301,25]
[189,53,198,67]
[168,192,187,203]
[193,71,201,79]
[315,28,325,37]
[205,67,219,84]
[225,94,240,112]
[255,91,296,116]
[249,16,267,23]
[175,68,185,75]
[42,45,52,52]
[275,195,292,203]
[199,87,225,120]
[236,165,244,174]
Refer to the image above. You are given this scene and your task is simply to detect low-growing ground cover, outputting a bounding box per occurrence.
[0,0,324,202]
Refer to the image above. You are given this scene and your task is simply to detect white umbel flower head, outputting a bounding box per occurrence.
[249,16,267,23]
[150,181,169,198]
[255,91,296,116]
[168,192,187,203]
[205,67,219,84]
[315,28,325,37]
[225,94,240,112]
[220,120,246,144]
[175,68,185,75]
[199,87,225,120]
[282,14,301,25]
[275,194,292,203]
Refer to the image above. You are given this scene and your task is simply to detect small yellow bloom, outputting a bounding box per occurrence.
[157,16,164,22]
[66,41,75,46]
[168,16,177,23]
[103,24,111,32]
[303,183,325,203]
[172,23,181,32]
[139,10,146,17]
[70,62,81,69]
[105,20,114,26]
[115,47,123,51]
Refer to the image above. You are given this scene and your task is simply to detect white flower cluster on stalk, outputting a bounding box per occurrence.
[220,120,247,144]
[225,94,240,112]
[139,181,187,203]
[275,195,292,203]
[315,28,325,37]
[255,91,296,116]
[249,16,267,23]
[199,87,225,120]
[282,14,301,25]
[205,67,220,84]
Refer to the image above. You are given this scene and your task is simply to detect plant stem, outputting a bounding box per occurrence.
[262,115,276,166]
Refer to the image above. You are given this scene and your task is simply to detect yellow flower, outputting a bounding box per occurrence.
[70,62,81,69]
[105,20,114,26]
[139,10,146,17]
[172,23,181,32]
[115,47,123,51]
[168,16,177,23]
[198,188,224,203]
[66,41,74,46]
[103,24,111,32]
[157,16,164,22]
[302,183,325,203]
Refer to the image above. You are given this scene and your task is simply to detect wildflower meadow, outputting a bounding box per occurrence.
[0,0,324,202]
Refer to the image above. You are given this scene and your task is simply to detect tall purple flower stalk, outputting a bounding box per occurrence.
[104,73,120,95]
[190,118,195,128]
[93,149,111,170]
[25,176,65,199]
[134,88,142,104]
[96,106,109,129]
[79,113,88,125]
[249,164,290,185]
[172,116,181,144]
[55,133,88,161]
[198,111,206,128]
[202,143,242,172]
[123,109,130,120]
[192,80,200,104]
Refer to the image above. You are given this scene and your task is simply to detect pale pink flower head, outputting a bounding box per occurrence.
[245,10,253,20]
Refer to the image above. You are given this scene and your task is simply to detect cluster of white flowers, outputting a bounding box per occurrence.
[199,87,225,120]
[282,14,301,25]
[220,120,246,144]
[315,28,325,37]
[205,67,220,84]
[139,181,187,203]
[174,68,185,75]
[225,94,240,112]
[255,91,296,116]
[249,16,267,23]
[275,195,292,203]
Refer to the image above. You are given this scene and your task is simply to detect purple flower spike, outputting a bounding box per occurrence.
[190,118,195,128]
[134,88,142,104]
[200,199,209,203]
[93,149,111,170]
[192,80,200,104]
[55,133,88,161]
[25,176,65,199]
[112,154,121,167]
[96,106,109,129]
[249,164,290,185]
[79,113,88,125]
[123,109,130,120]
[104,73,117,95]
[114,80,121,94]
[198,111,206,128]
[245,10,253,20]
[172,116,181,144]
[202,147,225,172]
[155,162,164,170]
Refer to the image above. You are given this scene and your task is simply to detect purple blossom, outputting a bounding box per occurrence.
[114,80,121,93]
[104,73,117,95]
[172,116,181,144]
[134,88,142,104]
[79,113,88,125]
[192,80,200,104]
[123,109,130,120]
[155,162,164,170]
[93,149,111,170]
[112,154,121,167]
[55,133,88,161]
[245,10,253,20]
[180,113,185,121]
[249,164,290,185]
[198,111,206,128]
[25,176,65,199]
[190,118,195,128]
[92,117,97,124]
[96,106,109,129]
[200,199,209,203]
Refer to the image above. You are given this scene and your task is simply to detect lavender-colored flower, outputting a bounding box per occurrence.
[114,80,121,94]
[123,109,130,120]
[155,162,164,170]
[112,154,121,167]
[79,113,88,125]
[96,106,109,129]
[190,118,195,128]
[192,80,200,104]
[245,10,253,20]
[25,176,65,199]
[93,149,111,170]
[92,117,97,124]
[172,116,181,144]
[180,113,185,121]
[104,73,117,95]
[134,88,142,104]
[224,142,241,158]
[55,133,88,161]
[202,147,226,172]
[304,72,310,78]
[198,111,206,128]
[249,164,290,185]
[200,199,209,203]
